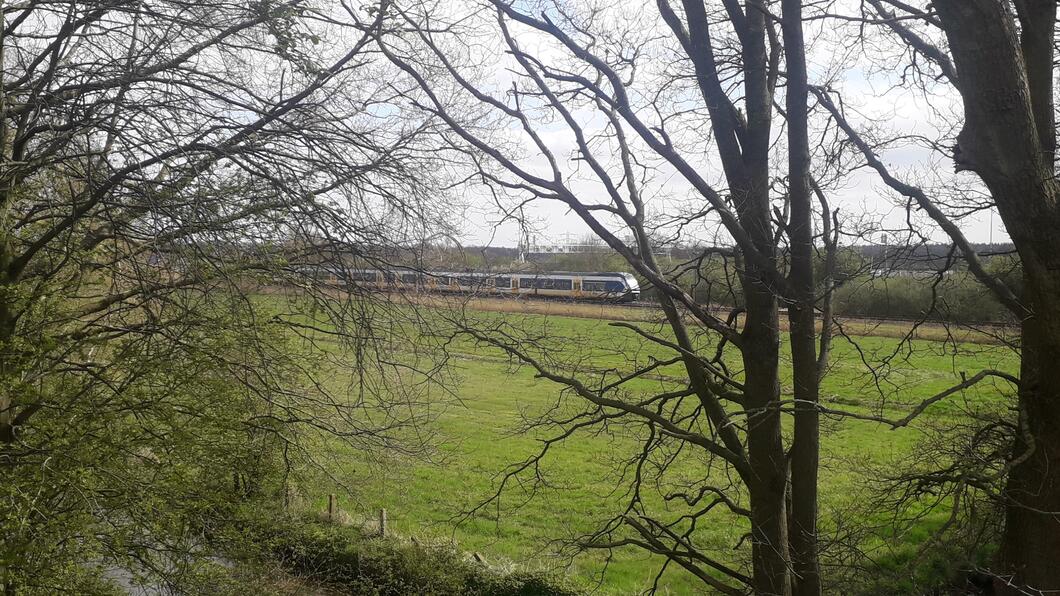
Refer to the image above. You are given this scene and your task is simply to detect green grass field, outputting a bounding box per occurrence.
[281,297,1019,594]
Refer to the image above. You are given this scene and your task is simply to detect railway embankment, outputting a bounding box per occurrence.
[409,294,1015,346]
[257,285,1014,345]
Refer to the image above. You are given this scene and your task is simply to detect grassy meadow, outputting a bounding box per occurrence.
[276,293,1019,594]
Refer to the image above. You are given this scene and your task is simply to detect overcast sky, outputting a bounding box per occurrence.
[401,0,1010,249]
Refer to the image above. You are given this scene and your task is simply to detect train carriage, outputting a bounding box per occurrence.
[306,267,641,302]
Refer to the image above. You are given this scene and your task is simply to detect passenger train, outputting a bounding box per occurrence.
[309,268,641,302]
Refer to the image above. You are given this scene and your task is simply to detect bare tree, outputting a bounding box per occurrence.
[372,0,839,592]
[0,1,449,592]
[816,1,1059,591]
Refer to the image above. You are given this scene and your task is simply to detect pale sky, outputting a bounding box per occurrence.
[390,0,1010,249]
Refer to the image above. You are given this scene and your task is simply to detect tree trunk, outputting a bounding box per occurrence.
[743,272,790,596]
[995,272,1060,594]
[718,2,791,589]
[738,119,790,595]
[0,235,17,596]
[931,2,1060,589]
[0,237,16,446]
[780,0,821,593]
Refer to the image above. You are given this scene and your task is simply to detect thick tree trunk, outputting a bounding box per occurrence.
[743,273,790,596]
[0,314,14,444]
[0,239,17,596]
[0,239,16,446]
[995,271,1060,594]
[738,137,790,595]
[780,0,820,593]
[787,300,818,595]
[737,109,789,595]
[931,2,1060,590]
[715,1,791,589]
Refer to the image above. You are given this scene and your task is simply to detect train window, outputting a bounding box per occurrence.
[494,277,511,288]
[522,278,573,290]
[458,276,477,287]
[584,280,626,292]
[350,271,376,282]
[382,272,397,283]
[400,273,418,284]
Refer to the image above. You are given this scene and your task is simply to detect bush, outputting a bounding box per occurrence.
[833,273,1013,323]
[228,513,580,596]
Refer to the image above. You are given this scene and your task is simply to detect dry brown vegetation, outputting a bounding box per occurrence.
[407,294,1014,345]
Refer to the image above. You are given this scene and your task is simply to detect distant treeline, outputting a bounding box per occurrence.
[464,242,1018,272]
[667,248,1020,324]
[454,244,1020,324]
[633,273,1014,324]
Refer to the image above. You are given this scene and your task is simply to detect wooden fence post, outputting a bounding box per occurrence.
[379,508,387,537]
[327,494,335,522]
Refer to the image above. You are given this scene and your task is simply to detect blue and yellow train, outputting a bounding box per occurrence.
[311,268,641,302]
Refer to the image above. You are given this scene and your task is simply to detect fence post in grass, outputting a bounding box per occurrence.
[327,494,335,522]
[379,508,387,537]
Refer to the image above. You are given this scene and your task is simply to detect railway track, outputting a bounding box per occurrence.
[268,285,1015,342]
[473,294,1015,330]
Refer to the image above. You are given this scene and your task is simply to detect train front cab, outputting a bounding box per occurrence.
[580,273,640,302]
[506,272,640,302]
[621,273,640,302]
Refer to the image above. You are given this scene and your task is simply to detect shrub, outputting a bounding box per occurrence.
[227,513,580,596]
